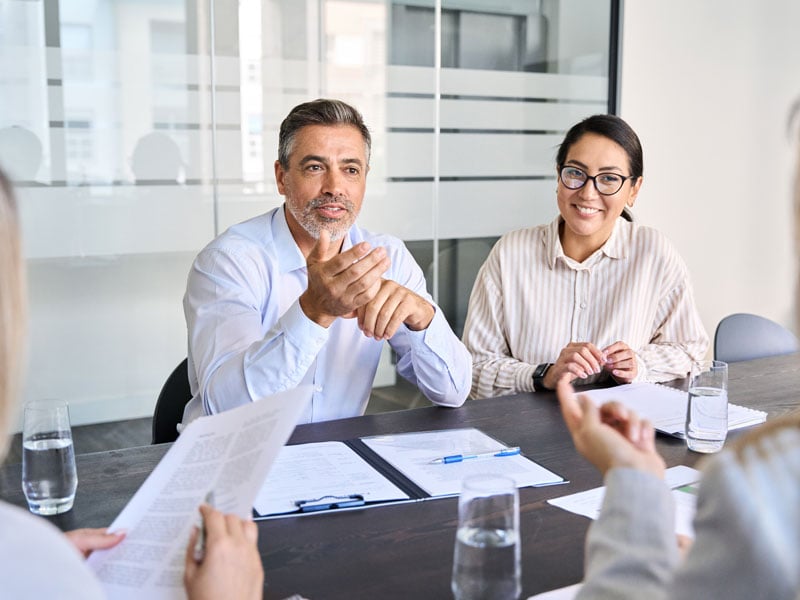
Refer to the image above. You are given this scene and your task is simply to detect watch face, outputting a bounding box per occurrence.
[534,364,549,378]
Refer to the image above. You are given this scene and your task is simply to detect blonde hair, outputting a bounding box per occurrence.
[730,408,800,461]
[0,168,26,462]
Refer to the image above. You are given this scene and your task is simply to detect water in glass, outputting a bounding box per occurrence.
[452,525,520,600]
[686,386,728,453]
[22,431,77,515]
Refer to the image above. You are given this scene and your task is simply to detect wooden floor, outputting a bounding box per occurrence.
[3,379,427,466]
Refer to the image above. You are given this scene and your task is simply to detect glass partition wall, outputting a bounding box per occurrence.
[0,0,616,425]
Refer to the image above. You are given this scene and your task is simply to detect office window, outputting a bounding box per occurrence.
[0,0,616,425]
[391,6,531,72]
[61,24,93,80]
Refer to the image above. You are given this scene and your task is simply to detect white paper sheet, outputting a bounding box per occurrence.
[253,440,409,516]
[547,465,700,538]
[583,382,766,437]
[361,428,565,497]
[527,583,583,600]
[86,385,312,600]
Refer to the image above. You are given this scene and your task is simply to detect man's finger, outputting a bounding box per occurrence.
[307,228,332,264]
[323,244,384,282]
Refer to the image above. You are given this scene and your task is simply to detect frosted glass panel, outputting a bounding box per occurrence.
[1,0,213,424]
[0,0,614,425]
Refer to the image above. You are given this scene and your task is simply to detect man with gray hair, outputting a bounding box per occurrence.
[181,98,471,426]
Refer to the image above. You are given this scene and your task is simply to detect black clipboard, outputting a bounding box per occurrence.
[252,428,566,519]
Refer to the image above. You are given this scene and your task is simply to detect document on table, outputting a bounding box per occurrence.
[547,465,700,538]
[583,382,767,437]
[86,385,312,600]
[253,427,565,517]
[361,428,565,497]
[253,441,410,516]
[527,583,583,600]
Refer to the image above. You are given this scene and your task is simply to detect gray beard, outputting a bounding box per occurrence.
[288,195,356,241]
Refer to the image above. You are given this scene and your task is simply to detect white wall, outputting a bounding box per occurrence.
[619,1,800,349]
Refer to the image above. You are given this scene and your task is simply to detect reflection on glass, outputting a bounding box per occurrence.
[0,0,212,425]
[0,0,615,423]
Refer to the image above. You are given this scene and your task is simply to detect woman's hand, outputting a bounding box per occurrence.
[184,504,264,600]
[65,528,125,558]
[543,342,606,389]
[556,376,665,477]
[603,340,638,383]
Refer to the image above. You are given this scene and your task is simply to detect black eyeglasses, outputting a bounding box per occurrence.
[559,166,636,196]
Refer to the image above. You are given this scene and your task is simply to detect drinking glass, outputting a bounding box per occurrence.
[685,360,728,453]
[21,399,78,515]
[452,474,520,600]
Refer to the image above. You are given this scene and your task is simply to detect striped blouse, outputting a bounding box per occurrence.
[462,215,709,399]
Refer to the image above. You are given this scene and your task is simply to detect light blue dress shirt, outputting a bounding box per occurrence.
[181,206,471,426]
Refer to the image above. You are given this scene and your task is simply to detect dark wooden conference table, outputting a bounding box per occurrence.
[1,354,798,599]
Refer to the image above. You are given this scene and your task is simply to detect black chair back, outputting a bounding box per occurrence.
[151,358,191,444]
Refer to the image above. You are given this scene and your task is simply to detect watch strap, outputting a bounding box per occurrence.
[532,363,553,392]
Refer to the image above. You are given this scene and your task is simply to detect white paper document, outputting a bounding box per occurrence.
[86,385,312,600]
[547,465,700,538]
[253,441,410,516]
[361,428,565,497]
[527,582,583,600]
[584,382,767,437]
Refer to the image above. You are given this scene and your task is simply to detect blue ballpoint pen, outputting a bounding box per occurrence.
[429,447,521,464]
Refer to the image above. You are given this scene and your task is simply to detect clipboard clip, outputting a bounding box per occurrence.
[294,494,365,513]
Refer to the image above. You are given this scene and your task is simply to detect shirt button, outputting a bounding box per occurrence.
[580,302,587,309]
[314,385,323,392]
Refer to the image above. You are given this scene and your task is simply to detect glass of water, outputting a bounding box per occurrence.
[452,473,520,600]
[685,360,728,453]
[21,399,78,515]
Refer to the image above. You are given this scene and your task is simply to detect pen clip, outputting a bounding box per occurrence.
[295,494,365,512]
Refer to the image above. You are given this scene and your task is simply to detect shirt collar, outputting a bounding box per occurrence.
[271,205,356,274]
[601,216,631,260]
[545,213,632,269]
[544,216,564,270]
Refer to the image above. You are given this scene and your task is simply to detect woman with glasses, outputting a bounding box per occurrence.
[462,114,708,399]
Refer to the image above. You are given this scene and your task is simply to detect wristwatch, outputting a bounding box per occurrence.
[532,363,553,392]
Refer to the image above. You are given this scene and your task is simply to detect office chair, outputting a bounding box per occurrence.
[426,239,493,338]
[713,313,800,363]
[151,357,192,444]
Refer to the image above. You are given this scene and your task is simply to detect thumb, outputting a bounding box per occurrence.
[307,228,331,265]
